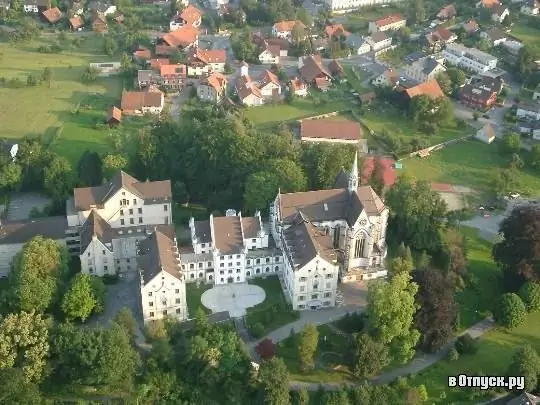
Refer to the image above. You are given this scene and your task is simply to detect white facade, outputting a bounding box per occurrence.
[517,104,540,121]
[491,7,509,22]
[325,0,402,12]
[533,90,540,101]
[403,58,446,83]
[23,3,38,12]
[140,269,187,322]
[259,81,281,98]
[442,42,498,73]
[259,49,280,64]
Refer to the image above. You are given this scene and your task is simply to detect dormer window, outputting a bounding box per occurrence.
[122,192,125,195]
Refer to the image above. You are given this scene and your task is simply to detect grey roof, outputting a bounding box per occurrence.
[404,51,426,64]
[518,100,540,114]
[194,220,212,244]
[346,34,366,48]
[333,168,348,189]
[485,27,507,41]
[137,226,182,285]
[282,212,337,269]
[0,216,68,245]
[79,210,114,253]
[370,31,389,44]
[138,70,157,82]
[369,63,387,76]
[88,0,111,12]
[422,57,441,75]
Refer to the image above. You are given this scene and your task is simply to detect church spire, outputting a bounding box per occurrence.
[348,151,358,193]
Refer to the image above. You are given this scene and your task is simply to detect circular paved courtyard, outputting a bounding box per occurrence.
[201,284,266,318]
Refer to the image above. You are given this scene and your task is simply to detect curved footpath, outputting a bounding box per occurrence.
[248,311,494,391]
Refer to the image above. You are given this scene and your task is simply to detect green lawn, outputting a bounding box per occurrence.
[410,311,540,404]
[242,98,350,127]
[378,43,417,68]
[510,23,540,55]
[276,324,355,383]
[342,5,404,34]
[343,66,372,94]
[0,34,124,164]
[360,107,469,148]
[402,139,540,196]
[186,282,212,317]
[246,276,299,337]
[457,227,502,329]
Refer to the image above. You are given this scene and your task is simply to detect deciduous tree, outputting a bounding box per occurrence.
[519,282,540,312]
[44,156,74,200]
[114,307,138,342]
[494,293,527,328]
[61,273,98,322]
[507,345,540,391]
[0,368,42,404]
[297,323,318,371]
[102,153,128,179]
[77,150,103,187]
[351,333,390,378]
[258,357,290,405]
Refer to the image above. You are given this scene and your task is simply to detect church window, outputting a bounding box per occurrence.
[355,237,366,258]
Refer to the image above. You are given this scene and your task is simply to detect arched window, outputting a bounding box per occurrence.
[275,266,279,272]
[190,273,195,279]
[198,272,203,278]
[209,275,213,280]
[246,271,251,276]
[256,269,261,274]
[265,267,270,273]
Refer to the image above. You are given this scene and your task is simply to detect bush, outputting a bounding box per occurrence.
[494,293,527,328]
[255,339,276,359]
[250,322,264,338]
[144,319,168,341]
[519,282,540,312]
[335,312,365,333]
[447,347,459,361]
[455,333,478,355]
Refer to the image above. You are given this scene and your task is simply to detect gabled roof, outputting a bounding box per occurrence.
[189,48,226,64]
[273,20,306,32]
[79,210,114,253]
[362,157,397,188]
[236,75,262,100]
[180,4,202,25]
[283,213,337,269]
[374,14,405,27]
[479,123,496,140]
[480,0,500,7]
[369,31,390,44]
[300,119,362,141]
[405,79,444,99]
[138,227,182,285]
[265,38,290,50]
[491,3,508,15]
[69,16,83,28]
[289,77,306,92]
[262,43,280,57]
[121,88,163,111]
[300,55,332,82]
[0,216,68,245]
[325,24,350,38]
[242,216,261,238]
[463,19,479,33]
[149,58,170,69]
[42,7,63,23]
[160,63,186,76]
[161,26,199,48]
[485,27,507,41]
[212,215,244,254]
[201,72,227,92]
[328,59,344,76]
[437,4,457,19]
[428,26,456,43]
[258,70,280,88]
[106,106,122,122]
[73,170,172,210]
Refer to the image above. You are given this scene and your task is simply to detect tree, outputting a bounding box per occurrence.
[366,272,420,363]
[321,389,351,405]
[102,153,127,179]
[519,282,540,312]
[292,388,309,405]
[256,339,277,360]
[529,144,540,169]
[396,26,412,43]
[436,72,452,96]
[409,0,425,24]
[44,156,74,200]
[104,36,118,57]
[296,7,312,27]
[291,22,306,45]
[0,160,21,191]
[507,345,540,392]
[490,168,514,196]
[509,153,524,170]
[389,256,413,278]
[114,307,138,342]
[351,333,390,378]
[409,96,454,133]
[297,324,318,371]
[494,293,527,328]
[77,150,103,187]
[0,311,49,382]
[455,333,478,355]
[10,236,68,313]
[0,368,42,404]
[369,157,386,195]
[446,68,466,91]
[258,357,290,405]
[503,132,521,154]
[41,67,53,87]
[301,143,356,190]
[493,204,540,290]
[413,268,458,352]
[516,45,535,81]
[61,273,98,322]
[385,177,447,254]
[120,52,133,74]
[26,74,37,87]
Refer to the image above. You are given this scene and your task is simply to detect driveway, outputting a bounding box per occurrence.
[6,192,51,221]
[169,84,196,121]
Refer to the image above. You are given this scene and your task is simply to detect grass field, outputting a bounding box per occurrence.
[360,107,468,148]
[243,98,350,127]
[186,282,212,316]
[510,23,540,55]
[342,65,372,95]
[246,276,299,337]
[410,310,540,404]
[0,34,124,164]
[276,324,355,383]
[341,5,404,34]
[402,139,540,196]
[457,227,502,329]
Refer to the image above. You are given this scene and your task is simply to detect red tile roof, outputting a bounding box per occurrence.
[161,26,199,48]
[190,48,226,64]
[121,88,163,111]
[202,72,227,92]
[149,58,170,69]
[405,79,445,99]
[134,48,152,59]
[362,157,397,188]
[273,20,306,32]
[160,64,186,77]
[42,7,63,24]
[300,119,362,141]
[375,14,405,27]
[69,16,83,29]
[325,24,351,38]
[180,4,202,25]
[107,106,122,122]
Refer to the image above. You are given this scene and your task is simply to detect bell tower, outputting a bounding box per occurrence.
[347,152,358,194]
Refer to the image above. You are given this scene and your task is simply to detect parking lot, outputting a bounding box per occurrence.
[6,192,51,221]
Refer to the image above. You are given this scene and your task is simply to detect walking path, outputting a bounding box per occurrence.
[271,317,494,391]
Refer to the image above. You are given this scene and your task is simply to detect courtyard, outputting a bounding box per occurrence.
[201,283,266,318]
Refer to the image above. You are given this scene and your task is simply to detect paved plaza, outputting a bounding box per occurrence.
[201,283,266,317]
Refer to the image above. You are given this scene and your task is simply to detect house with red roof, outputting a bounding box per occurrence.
[187,48,226,76]
[368,14,406,34]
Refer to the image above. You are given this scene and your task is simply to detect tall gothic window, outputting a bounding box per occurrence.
[333,226,340,249]
[354,237,366,258]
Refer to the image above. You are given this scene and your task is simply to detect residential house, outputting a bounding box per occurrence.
[403,56,446,83]
[475,123,496,143]
[197,72,228,103]
[149,58,170,70]
[69,16,83,30]
[257,70,281,99]
[1,140,18,161]
[404,79,445,100]
[437,4,457,20]
[404,51,427,64]
[239,61,249,77]
[361,157,397,189]
[372,68,400,88]
[187,48,226,76]
[120,86,165,115]
[462,19,480,35]
[42,6,62,23]
[272,20,307,41]
[23,0,49,13]
[324,0,404,12]
[91,12,108,32]
[481,27,508,46]
[325,24,351,38]
[71,1,84,15]
[312,37,329,52]
[89,62,121,76]
[271,153,389,300]
[300,119,363,145]
[459,76,503,109]
[114,14,124,24]
[490,4,509,22]
[236,75,264,107]
[159,64,187,89]
[161,26,199,50]
[516,101,540,121]
[289,77,308,97]
[366,31,392,53]
[138,227,187,323]
[265,38,289,56]
[346,34,371,55]
[500,39,523,56]
[105,106,122,125]
[298,55,333,90]
[133,47,152,61]
[425,26,457,52]
[328,60,344,79]
[183,210,283,286]
[443,42,498,73]
[368,14,406,34]
[477,0,500,7]
[258,43,281,64]
[179,4,203,28]
[0,217,69,277]
[359,91,377,105]
[87,1,116,15]
[521,0,540,15]
[137,70,160,88]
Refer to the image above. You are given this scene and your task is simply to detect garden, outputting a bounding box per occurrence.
[245,276,299,338]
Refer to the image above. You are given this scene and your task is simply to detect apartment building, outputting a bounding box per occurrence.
[442,42,498,73]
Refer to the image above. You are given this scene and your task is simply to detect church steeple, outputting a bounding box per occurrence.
[348,152,358,193]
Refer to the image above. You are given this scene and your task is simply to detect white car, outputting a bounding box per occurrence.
[509,193,521,199]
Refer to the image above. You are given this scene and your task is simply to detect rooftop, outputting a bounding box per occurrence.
[0,216,68,245]
[138,226,182,285]
[300,118,362,141]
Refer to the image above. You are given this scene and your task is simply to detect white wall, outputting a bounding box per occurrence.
[80,237,115,277]
[140,270,187,322]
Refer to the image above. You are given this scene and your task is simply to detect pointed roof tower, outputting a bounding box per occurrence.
[348,151,358,194]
